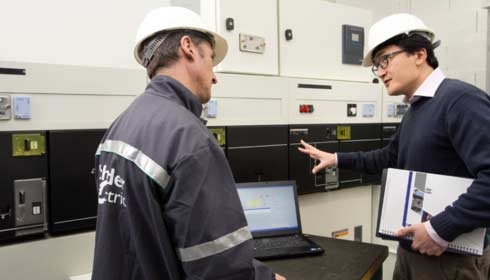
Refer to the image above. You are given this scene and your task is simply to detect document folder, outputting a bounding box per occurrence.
[376,168,485,256]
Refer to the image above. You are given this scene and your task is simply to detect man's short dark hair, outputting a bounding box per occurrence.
[372,33,439,69]
[141,29,215,78]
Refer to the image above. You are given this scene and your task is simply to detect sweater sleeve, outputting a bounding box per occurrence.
[164,143,274,279]
[429,90,490,242]
[337,129,399,174]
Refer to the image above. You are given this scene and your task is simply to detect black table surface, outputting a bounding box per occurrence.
[263,235,389,280]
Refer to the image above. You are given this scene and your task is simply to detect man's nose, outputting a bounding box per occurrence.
[212,74,217,84]
[377,67,387,78]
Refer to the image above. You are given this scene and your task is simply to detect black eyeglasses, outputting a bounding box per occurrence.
[371,50,406,76]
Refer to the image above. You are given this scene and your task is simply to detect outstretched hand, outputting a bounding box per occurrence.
[395,222,447,256]
[297,140,336,174]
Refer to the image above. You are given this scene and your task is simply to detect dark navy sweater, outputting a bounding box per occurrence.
[338,78,490,244]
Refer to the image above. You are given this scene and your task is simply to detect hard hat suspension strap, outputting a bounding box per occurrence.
[407,31,432,42]
[141,34,169,68]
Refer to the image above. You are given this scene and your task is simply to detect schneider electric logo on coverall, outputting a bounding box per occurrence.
[98,164,127,207]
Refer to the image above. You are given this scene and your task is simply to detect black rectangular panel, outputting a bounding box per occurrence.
[227,146,288,183]
[0,131,47,242]
[227,125,288,147]
[226,125,288,183]
[288,124,339,194]
[48,129,105,234]
[289,141,338,195]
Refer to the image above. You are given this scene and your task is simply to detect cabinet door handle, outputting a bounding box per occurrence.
[289,128,309,135]
[0,67,26,75]
[297,84,332,90]
[285,29,293,41]
[225,18,234,31]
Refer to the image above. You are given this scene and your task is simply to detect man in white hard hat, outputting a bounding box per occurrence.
[299,13,490,279]
[91,6,285,280]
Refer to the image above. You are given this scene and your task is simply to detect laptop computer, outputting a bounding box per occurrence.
[236,180,324,260]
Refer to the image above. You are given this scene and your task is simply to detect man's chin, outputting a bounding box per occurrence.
[386,89,402,96]
[197,91,211,104]
[201,96,211,104]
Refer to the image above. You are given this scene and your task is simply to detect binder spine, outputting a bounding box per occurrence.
[448,243,481,255]
[378,230,482,255]
[379,229,394,235]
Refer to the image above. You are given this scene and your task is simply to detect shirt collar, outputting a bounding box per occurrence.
[404,68,445,104]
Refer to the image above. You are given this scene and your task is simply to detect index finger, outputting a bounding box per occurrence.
[300,139,313,148]
[394,226,412,237]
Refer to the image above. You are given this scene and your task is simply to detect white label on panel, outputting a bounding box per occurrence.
[13,95,31,119]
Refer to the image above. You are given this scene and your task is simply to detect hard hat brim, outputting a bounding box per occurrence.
[210,32,228,66]
[362,49,375,67]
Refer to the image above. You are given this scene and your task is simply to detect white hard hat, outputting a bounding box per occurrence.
[134,6,228,67]
[362,13,435,66]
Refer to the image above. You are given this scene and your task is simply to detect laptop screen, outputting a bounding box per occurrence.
[236,181,301,238]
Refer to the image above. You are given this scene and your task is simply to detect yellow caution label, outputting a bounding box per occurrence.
[208,128,226,147]
[336,126,351,140]
[12,133,46,156]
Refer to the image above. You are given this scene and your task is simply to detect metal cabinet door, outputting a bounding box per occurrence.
[215,0,278,75]
[48,129,105,234]
[279,0,372,81]
[227,125,288,183]
[289,124,339,194]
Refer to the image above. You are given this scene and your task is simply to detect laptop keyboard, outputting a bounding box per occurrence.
[254,235,311,250]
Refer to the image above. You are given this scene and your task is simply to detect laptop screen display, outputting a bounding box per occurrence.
[237,182,299,235]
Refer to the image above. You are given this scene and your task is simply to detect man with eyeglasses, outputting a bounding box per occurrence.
[299,13,490,279]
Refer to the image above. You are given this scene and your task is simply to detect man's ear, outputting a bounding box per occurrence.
[415,48,428,66]
[180,35,196,62]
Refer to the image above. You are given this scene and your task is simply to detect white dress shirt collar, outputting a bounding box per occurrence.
[404,68,445,104]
